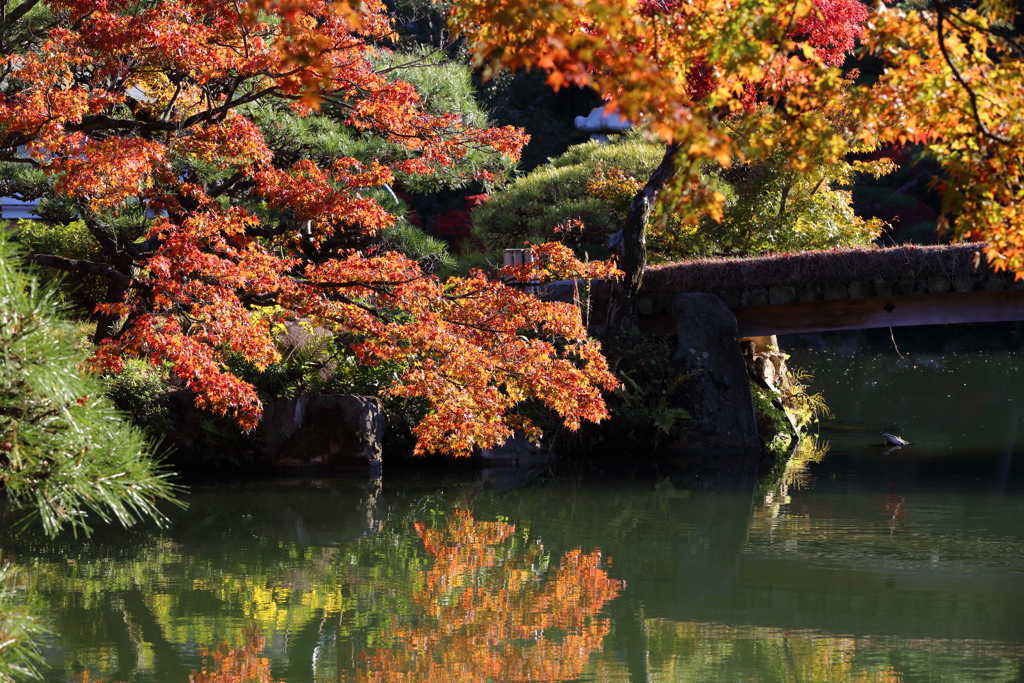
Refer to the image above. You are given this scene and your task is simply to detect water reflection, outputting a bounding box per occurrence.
[191,628,273,683]
[5,493,622,683]
[357,510,621,681]
[4,338,1024,683]
[644,620,1024,682]
[757,434,831,514]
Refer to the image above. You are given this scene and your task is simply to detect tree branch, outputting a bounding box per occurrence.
[23,254,146,289]
[933,0,1011,145]
[65,87,280,135]
[606,141,681,336]
[2,0,41,28]
[620,141,681,297]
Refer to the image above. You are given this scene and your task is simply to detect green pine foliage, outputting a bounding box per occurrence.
[371,47,518,193]
[247,48,514,196]
[465,135,878,271]
[462,137,668,270]
[0,563,43,683]
[0,232,180,681]
[0,233,179,537]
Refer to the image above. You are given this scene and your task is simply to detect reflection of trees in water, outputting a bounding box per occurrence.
[647,621,903,683]
[175,510,622,683]
[13,505,621,683]
[756,435,830,517]
[190,626,275,683]
[168,510,622,683]
[643,620,1024,683]
[356,509,623,682]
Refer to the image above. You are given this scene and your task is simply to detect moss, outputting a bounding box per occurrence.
[750,382,798,460]
[641,242,988,297]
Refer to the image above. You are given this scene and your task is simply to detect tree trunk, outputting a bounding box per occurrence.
[607,141,682,336]
[93,279,129,344]
[91,250,138,344]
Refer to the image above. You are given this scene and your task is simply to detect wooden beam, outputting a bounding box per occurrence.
[637,289,1024,337]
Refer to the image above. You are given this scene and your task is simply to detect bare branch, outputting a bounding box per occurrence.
[66,86,281,135]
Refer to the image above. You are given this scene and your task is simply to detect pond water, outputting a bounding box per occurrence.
[3,324,1024,683]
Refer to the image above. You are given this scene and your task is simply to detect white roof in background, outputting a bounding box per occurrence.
[2,197,39,220]
[574,106,632,133]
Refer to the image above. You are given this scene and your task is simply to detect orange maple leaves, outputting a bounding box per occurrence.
[446,0,879,229]
[177,510,623,682]
[448,0,1024,272]
[299,247,620,455]
[358,510,623,682]
[1,0,617,455]
[861,4,1024,271]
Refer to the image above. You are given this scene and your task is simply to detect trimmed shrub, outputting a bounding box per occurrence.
[102,358,175,440]
[15,219,105,313]
[465,135,879,271]
[463,138,667,270]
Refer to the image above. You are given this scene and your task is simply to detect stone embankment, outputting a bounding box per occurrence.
[540,243,1024,456]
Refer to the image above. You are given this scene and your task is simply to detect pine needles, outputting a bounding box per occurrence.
[0,233,181,538]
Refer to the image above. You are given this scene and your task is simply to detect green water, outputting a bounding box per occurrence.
[4,328,1024,682]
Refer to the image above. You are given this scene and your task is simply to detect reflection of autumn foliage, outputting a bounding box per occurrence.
[191,627,273,683]
[358,510,623,682]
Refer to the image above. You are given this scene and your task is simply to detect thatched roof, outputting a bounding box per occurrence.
[640,243,991,296]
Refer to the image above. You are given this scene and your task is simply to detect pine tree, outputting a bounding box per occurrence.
[0,562,43,683]
[0,233,178,537]
[0,232,180,681]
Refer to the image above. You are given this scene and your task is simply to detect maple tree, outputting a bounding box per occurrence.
[862,1,1023,270]
[447,0,1023,297]
[448,0,880,320]
[0,0,621,455]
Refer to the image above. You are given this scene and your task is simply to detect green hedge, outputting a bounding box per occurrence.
[462,138,666,270]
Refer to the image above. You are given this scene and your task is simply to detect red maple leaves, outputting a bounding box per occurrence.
[3,0,615,455]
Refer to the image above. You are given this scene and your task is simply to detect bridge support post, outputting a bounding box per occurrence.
[670,293,761,453]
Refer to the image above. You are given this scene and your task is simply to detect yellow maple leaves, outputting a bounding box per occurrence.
[448,0,1023,272]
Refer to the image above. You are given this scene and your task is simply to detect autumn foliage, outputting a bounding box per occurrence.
[0,0,621,455]
[172,510,623,682]
[448,0,1023,269]
[449,0,879,220]
[357,510,623,682]
[191,627,275,683]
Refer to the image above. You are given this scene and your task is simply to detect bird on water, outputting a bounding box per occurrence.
[883,432,909,447]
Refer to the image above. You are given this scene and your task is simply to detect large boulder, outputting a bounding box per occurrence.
[669,293,760,453]
[256,394,385,471]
